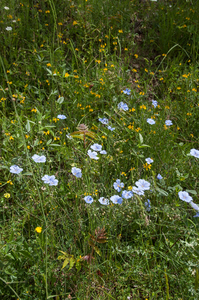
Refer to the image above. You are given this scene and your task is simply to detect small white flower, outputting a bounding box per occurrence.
[6,27,12,31]
[4,6,9,10]
[66,133,72,139]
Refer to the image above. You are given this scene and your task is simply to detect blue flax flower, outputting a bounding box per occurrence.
[123,88,131,95]
[91,143,102,152]
[189,201,199,211]
[71,167,82,178]
[110,195,123,204]
[32,154,46,163]
[190,149,199,158]
[57,114,67,119]
[165,120,173,126]
[145,158,153,164]
[107,126,115,131]
[135,179,150,191]
[157,174,163,180]
[118,102,129,111]
[42,175,58,186]
[178,191,192,203]
[152,100,158,108]
[84,196,93,204]
[145,199,151,212]
[113,179,124,192]
[122,190,133,199]
[10,165,23,174]
[132,186,145,196]
[98,197,109,205]
[100,150,107,154]
[147,118,155,125]
[99,118,109,125]
[87,150,99,160]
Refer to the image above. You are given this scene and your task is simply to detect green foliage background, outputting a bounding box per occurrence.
[0,0,199,299]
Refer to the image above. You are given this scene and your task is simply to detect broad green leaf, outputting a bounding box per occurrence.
[69,257,75,270]
[76,260,81,272]
[62,258,70,269]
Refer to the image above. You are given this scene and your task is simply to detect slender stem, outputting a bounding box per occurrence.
[0,277,21,300]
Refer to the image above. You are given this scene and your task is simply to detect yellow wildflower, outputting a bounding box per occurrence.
[35,227,42,233]
[4,193,10,198]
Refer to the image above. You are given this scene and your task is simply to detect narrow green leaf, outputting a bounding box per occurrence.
[139,133,143,144]
[156,187,168,196]
[46,139,52,145]
[57,96,64,104]
[186,190,197,195]
[88,240,95,248]
[23,172,33,176]
[25,120,30,132]
[94,246,101,256]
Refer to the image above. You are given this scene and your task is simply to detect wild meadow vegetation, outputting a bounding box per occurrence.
[0,0,199,299]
